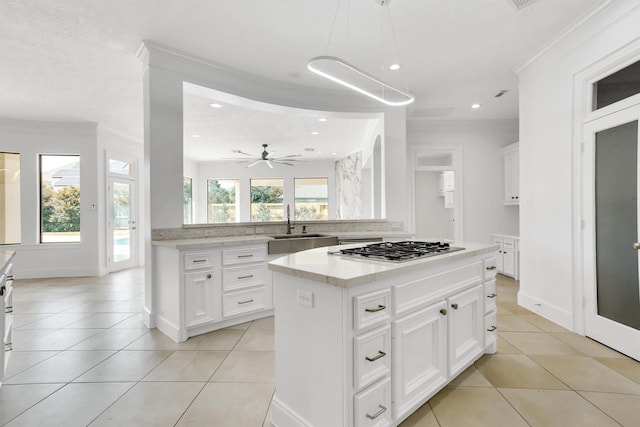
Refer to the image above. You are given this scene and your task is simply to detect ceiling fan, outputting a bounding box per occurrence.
[224,144,304,168]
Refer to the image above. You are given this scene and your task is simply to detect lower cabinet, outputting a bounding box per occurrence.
[447,285,484,378]
[492,234,519,279]
[184,270,215,328]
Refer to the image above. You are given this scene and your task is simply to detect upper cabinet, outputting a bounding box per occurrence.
[502,143,519,205]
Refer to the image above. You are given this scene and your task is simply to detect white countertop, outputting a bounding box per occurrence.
[268,242,496,288]
[152,231,414,249]
[0,250,15,272]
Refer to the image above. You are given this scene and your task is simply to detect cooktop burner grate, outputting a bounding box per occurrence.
[338,241,464,262]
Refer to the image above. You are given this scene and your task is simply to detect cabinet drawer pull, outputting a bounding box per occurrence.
[365,305,386,313]
[238,299,254,305]
[486,266,496,270]
[439,308,447,315]
[366,404,387,420]
[451,303,459,310]
[206,274,212,279]
[487,293,496,298]
[237,254,254,258]
[238,275,254,280]
[487,325,497,332]
[193,259,207,263]
[365,350,386,362]
[0,285,4,296]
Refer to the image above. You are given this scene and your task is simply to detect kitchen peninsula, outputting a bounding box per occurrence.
[268,242,497,427]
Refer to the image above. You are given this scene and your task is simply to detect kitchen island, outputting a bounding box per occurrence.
[268,242,497,427]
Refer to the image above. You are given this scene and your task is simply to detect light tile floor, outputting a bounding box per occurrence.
[1,269,639,426]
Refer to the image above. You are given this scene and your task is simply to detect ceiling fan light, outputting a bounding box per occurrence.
[308,56,414,107]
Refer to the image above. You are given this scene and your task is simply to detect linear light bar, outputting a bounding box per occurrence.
[308,56,414,106]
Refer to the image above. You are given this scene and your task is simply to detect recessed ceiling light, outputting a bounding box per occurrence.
[192,134,201,138]
[318,118,328,122]
[317,151,323,155]
[310,131,320,135]
[332,152,337,155]
[471,103,481,109]
[389,63,401,71]
[209,103,222,108]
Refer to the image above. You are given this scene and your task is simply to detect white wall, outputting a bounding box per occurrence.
[194,160,336,223]
[0,119,103,278]
[407,120,519,243]
[414,171,452,240]
[517,1,640,330]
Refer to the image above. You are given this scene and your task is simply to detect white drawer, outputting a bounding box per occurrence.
[483,257,497,281]
[485,312,497,347]
[222,264,267,291]
[354,377,391,427]
[354,289,391,333]
[222,287,267,318]
[354,326,391,392]
[184,252,215,270]
[222,246,266,266]
[484,280,497,314]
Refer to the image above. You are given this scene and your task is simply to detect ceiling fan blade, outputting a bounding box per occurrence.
[247,160,262,168]
[266,160,274,169]
[272,160,295,166]
[272,154,302,159]
[232,150,257,157]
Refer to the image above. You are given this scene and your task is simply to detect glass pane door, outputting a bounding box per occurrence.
[109,177,136,271]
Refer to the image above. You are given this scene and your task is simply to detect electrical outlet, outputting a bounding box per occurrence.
[244,228,255,235]
[255,227,265,234]
[297,290,313,308]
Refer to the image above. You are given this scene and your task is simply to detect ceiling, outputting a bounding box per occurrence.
[0,0,606,160]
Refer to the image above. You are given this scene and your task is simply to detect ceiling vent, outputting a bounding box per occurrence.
[494,89,509,98]
[506,0,540,11]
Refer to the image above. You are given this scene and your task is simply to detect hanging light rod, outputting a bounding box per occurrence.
[308,56,414,106]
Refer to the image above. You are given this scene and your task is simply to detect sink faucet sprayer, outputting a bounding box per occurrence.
[286,204,295,234]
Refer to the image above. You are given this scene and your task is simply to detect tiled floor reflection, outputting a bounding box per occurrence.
[1,270,639,426]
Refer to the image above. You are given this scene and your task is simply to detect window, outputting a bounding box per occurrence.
[109,159,132,176]
[593,60,640,111]
[250,178,283,222]
[40,155,80,243]
[207,179,239,223]
[295,178,328,220]
[0,152,21,245]
[183,177,193,224]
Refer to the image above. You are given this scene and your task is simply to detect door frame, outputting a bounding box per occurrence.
[572,41,640,337]
[409,145,464,242]
[106,155,139,272]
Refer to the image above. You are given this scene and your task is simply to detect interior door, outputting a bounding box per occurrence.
[583,104,640,360]
[108,177,137,272]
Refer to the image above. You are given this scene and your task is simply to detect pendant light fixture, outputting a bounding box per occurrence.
[308,0,414,106]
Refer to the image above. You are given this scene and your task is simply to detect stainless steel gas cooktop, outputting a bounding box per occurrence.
[336,241,465,263]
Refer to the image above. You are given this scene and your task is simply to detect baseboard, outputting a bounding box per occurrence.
[270,396,312,427]
[142,306,155,328]
[155,315,182,342]
[518,290,574,331]
[14,266,102,279]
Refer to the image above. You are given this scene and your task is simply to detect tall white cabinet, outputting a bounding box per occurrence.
[502,142,519,205]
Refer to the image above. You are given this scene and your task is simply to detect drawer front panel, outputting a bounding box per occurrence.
[483,257,497,281]
[354,289,391,332]
[484,312,497,347]
[484,280,497,314]
[393,262,482,316]
[222,287,266,318]
[222,246,266,266]
[354,326,391,392]
[184,252,215,270]
[222,264,267,291]
[354,377,391,427]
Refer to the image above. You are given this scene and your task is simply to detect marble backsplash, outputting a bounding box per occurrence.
[152,220,404,241]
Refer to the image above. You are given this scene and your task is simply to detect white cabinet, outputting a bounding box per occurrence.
[447,285,484,378]
[153,242,273,342]
[502,142,519,205]
[491,235,519,279]
[0,252,14,388]
[437,171,455,209]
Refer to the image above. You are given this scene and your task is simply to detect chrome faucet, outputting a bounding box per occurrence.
[286,204,295,234]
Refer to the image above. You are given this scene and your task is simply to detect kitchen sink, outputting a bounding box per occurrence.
[268,234,338,254]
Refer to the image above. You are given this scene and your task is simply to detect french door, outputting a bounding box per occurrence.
[583,104,640,360]
[108,176,137,272]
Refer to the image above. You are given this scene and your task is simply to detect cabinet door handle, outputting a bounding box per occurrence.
[365,305,386,313]
[487,325,497,332]
[365,404,387,420]
[365,350,386,362]
[206,274,212,279]
[451,303,459,310]
[238,275,254,279]
[0,285,4,296]
[486,266,496,270]
[193,259,207,263]
[487,293,496,298]
[439,308,447,315]
[237,254,254,258]
[238,299,254,305]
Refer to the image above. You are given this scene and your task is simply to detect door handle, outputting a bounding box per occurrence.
[634,242,640,250]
